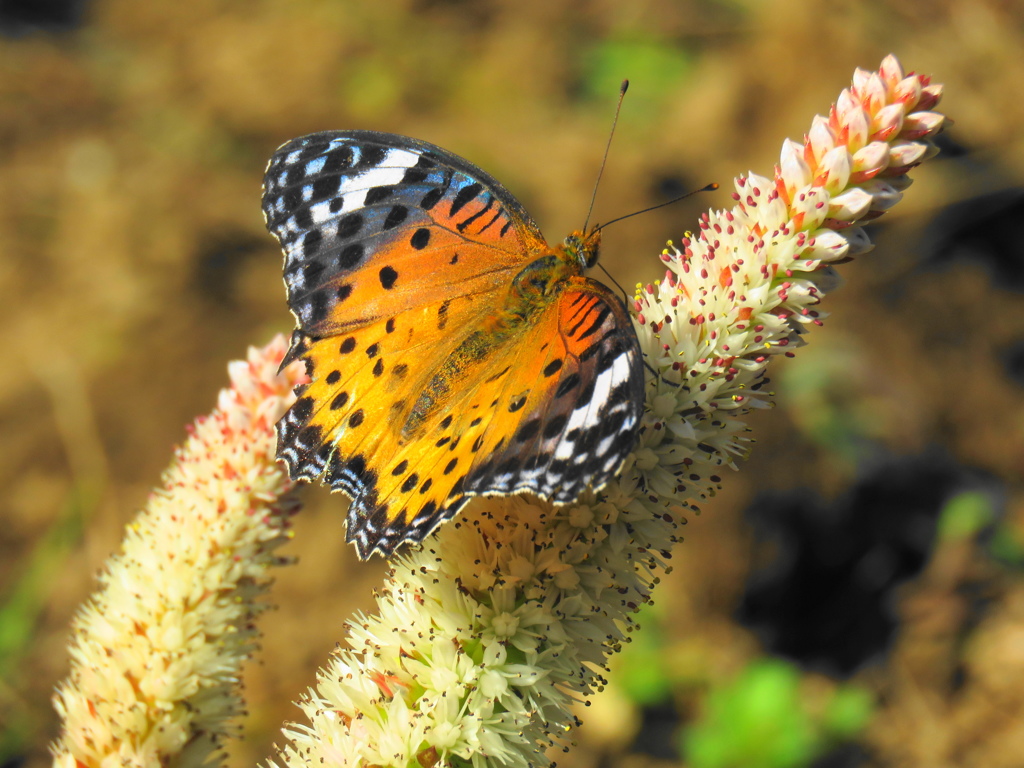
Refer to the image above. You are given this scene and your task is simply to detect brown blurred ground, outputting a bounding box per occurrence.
[2,0,1024,766]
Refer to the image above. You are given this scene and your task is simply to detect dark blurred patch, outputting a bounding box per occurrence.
[408,0,495,28]
[192,230,266,306]
[811,742,870,768]
[737,453,993,677]
[0,0,85,35]
[651,172,692,202]
[931,130,970,159]
[627,700,679,759]
[1001,339,1024,387]
[922,186,1024,291]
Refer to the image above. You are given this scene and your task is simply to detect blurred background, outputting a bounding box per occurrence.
[2,0,1023,766]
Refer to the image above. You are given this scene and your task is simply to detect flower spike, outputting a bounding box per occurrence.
[52,55,945,768]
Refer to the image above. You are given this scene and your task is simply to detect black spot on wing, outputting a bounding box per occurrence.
[450,183,482,216]
[336,213,363,239]
[382,205,408,231]
[311,175,338,202]
[379,266,398,289]
[574,304,612,341]
[355,145,387,171]
[403,167,428,184]
[364,185,394,204]
[294,206,313,230]
[456,195,494,232]
[420,188,443,210]
[555,372,580,398]
[307,290,329,324]
[542,414,568,439]
[411,228,430,249]
[338,243,364,269]
[516,418,541,442]
[322,145,356,175]
[291,396,314,421]
[302,229,322,258]
[303,260,326,285]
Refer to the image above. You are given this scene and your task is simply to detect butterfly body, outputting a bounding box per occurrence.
[263,131,644,558]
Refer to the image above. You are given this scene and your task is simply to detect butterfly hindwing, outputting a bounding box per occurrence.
[287,277,644,557]
[461,278,645,502]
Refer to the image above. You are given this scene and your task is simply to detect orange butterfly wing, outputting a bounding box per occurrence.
[263,131,545,337]
[263,131,644,557]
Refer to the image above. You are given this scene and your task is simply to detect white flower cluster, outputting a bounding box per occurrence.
[272,55,945,768]
[51,336,305,768]
[51,55,946,768]
[633,54,944,509]
[275,489,672,768]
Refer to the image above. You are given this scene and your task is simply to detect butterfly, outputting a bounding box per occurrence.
[262,130,645,558]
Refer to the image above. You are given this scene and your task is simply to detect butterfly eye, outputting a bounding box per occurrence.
[562,230,601,270]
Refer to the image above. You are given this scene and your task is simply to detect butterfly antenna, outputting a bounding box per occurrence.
[599,180,719,390]
[582,79,630,234]
[595,182,720,232]
[595,181,718,306]
[597,263,630,302]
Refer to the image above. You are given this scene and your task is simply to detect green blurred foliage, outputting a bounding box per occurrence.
[775,343,879,467]
[616,602,675,705]
[938,490,996,542]
[681,660,873,768]
[614,607,874,768]
[579,38,695,122]
[990,522,1024,566]
[822,684,874,740]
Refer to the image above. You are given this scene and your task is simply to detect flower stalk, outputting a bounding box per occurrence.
[51,337,305,768]
[52,55,945,768]
[270,55,945,768]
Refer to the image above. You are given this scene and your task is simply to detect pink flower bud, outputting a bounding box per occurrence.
[901,111,945,140]
[850,141,891,182]
[828,187,874,221]
[871,103,906,142]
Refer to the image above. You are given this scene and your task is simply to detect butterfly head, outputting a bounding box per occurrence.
[562,229,602,271]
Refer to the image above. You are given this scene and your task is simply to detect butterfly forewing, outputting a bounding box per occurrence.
[263,131,545,336]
